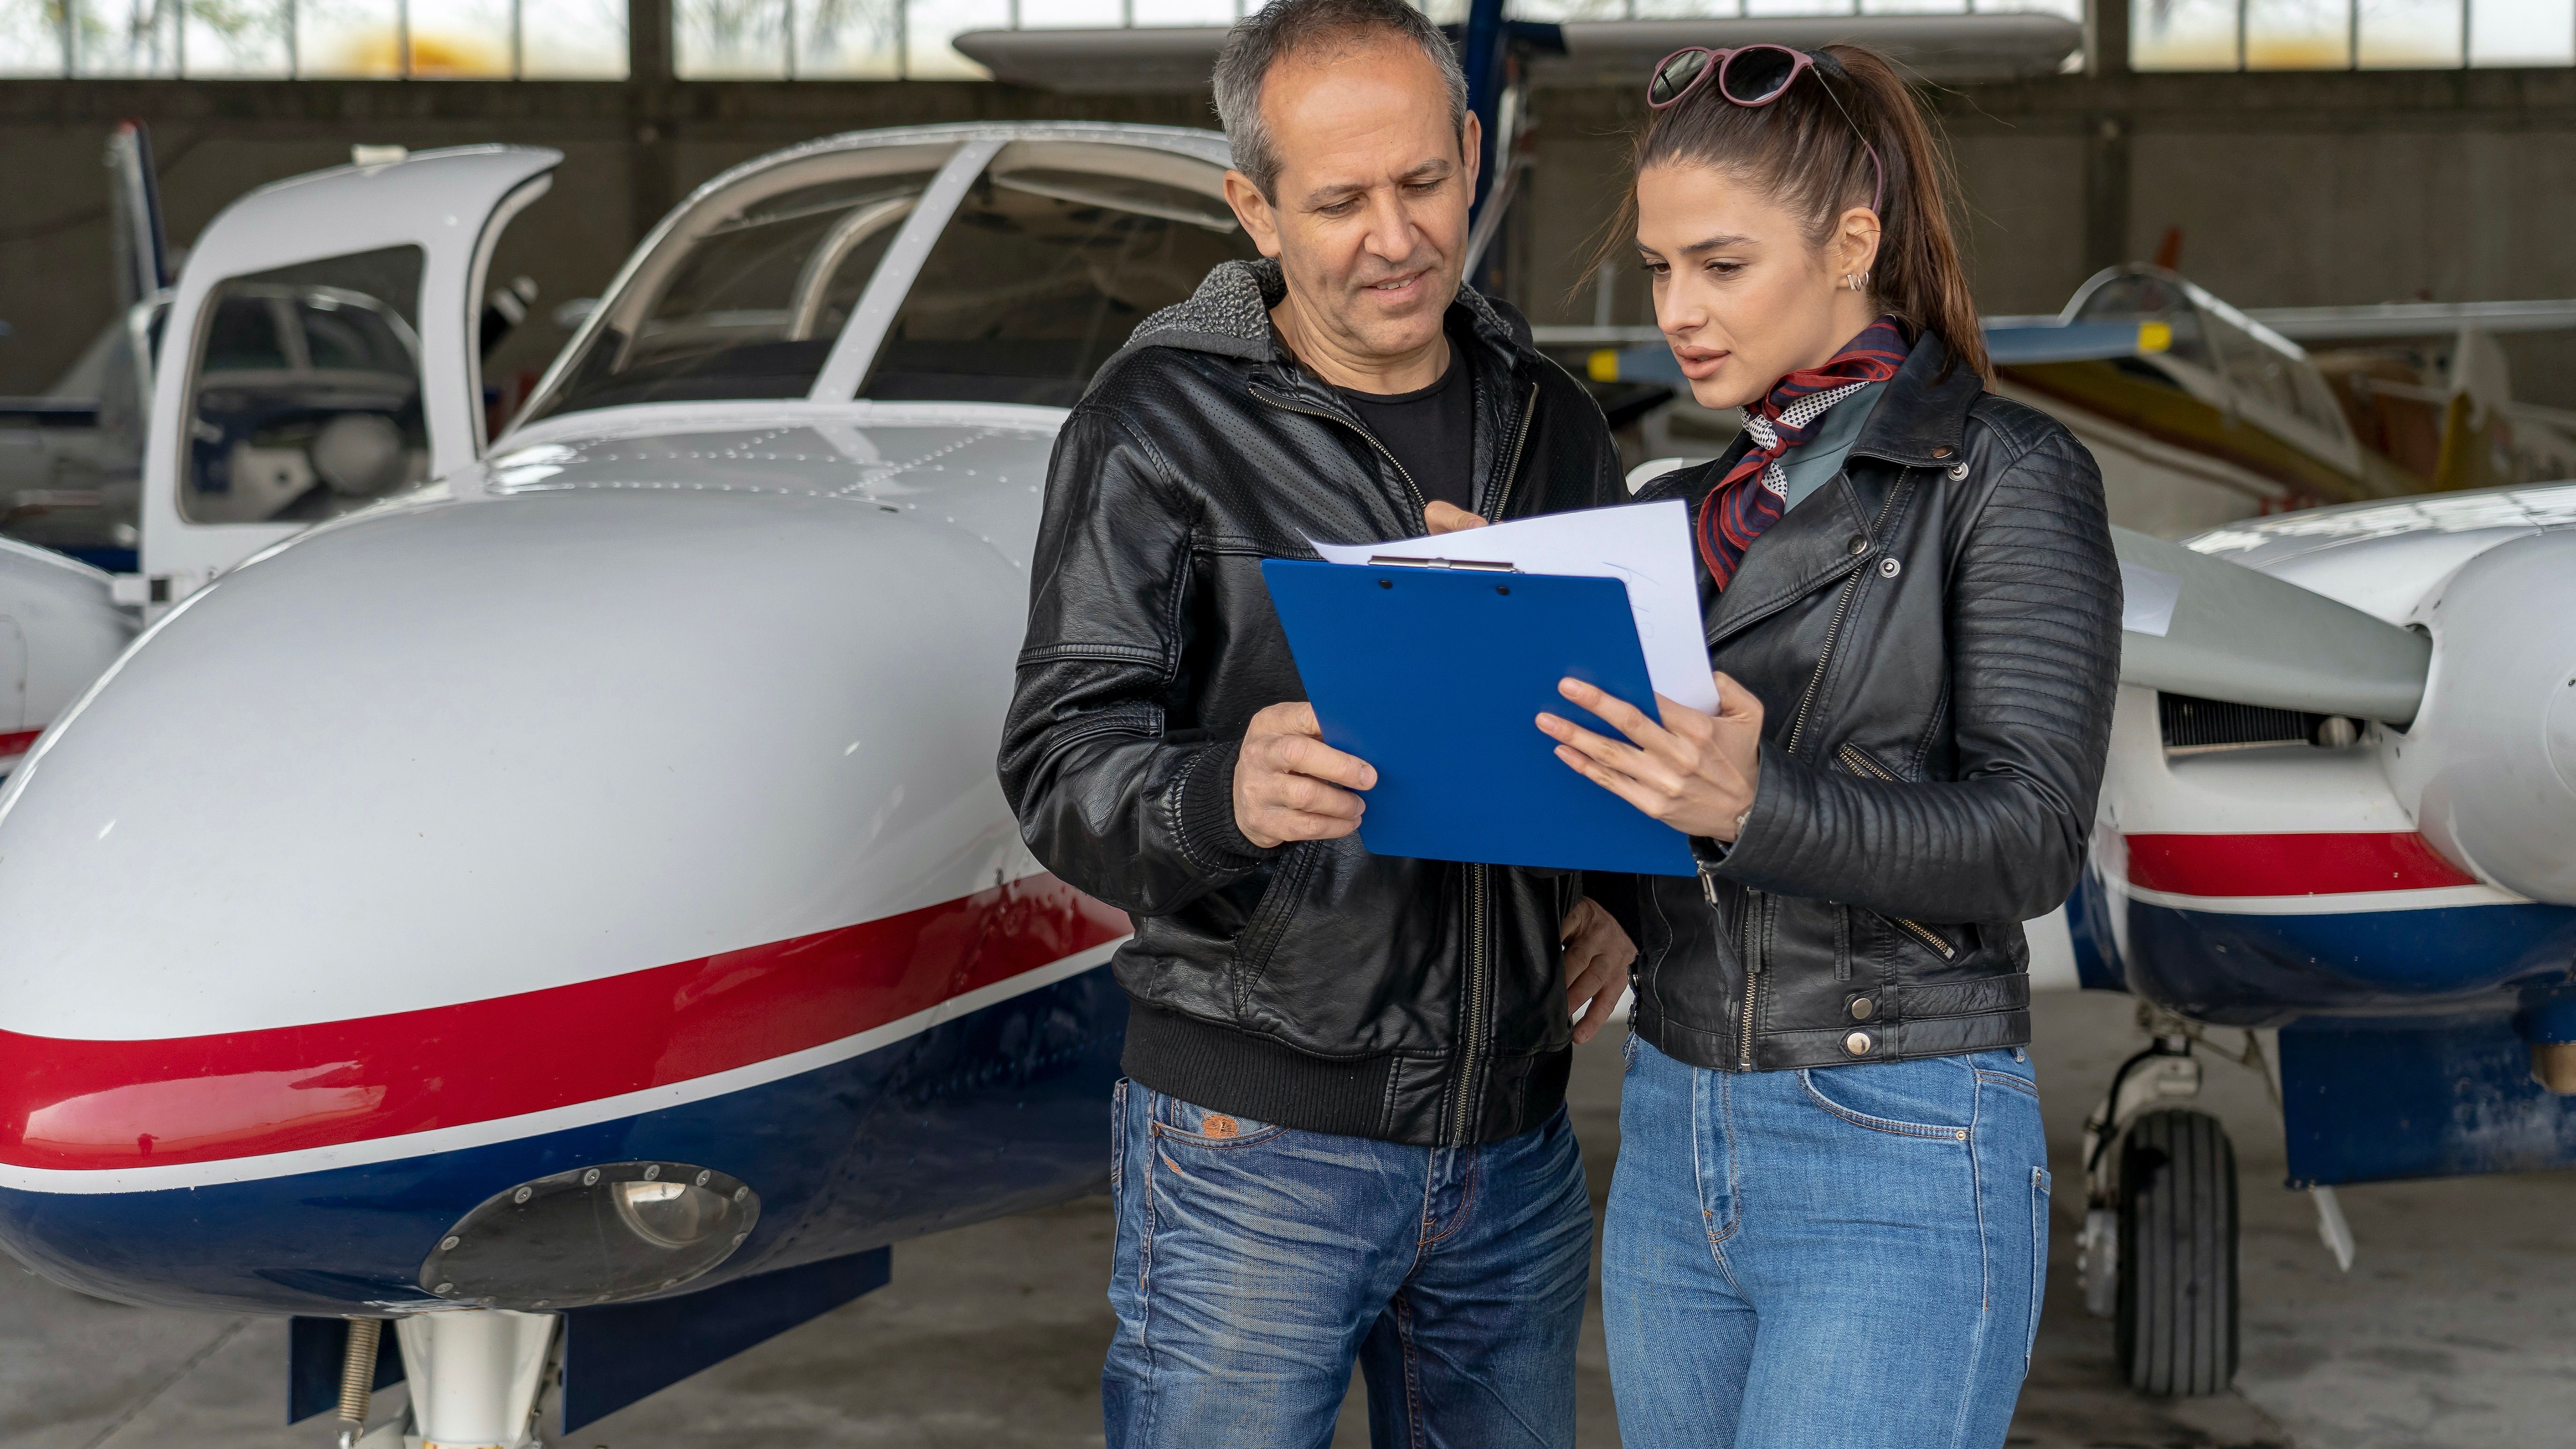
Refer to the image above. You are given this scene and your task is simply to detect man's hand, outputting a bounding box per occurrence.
[1424,501,1487,535]
[1233,702,1379,850]
[1562,896,1635,1044]
[1537,671,1766,842]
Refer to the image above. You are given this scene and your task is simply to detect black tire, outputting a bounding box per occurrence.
[2115,1108,2239,1396]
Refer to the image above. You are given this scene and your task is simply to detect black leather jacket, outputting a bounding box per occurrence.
[999,259,1629,1147]
[1629,333,2121,1073]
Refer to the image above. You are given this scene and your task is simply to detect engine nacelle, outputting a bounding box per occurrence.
[2387,532,2576,905]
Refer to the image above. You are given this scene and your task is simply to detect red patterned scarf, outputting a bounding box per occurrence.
[1695,318,1909,591]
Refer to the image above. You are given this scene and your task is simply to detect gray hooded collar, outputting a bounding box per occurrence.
[1096,257,1534,384]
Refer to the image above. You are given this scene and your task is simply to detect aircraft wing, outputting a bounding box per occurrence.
[1546,319,2178,383]
[2111,525,2429,726]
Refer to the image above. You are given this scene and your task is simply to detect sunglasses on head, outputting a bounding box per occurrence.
[1646,44,1885,216]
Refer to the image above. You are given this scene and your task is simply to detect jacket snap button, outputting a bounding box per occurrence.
[1847,535,1868,555]
[1931,445,1954,458]
[1877,557,1901,579]
[1947,461,1969,480]
[1844,1031,1873,1055]
[1850,997,1875,1020]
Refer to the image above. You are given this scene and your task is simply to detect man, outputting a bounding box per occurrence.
[998,1,1634,1443]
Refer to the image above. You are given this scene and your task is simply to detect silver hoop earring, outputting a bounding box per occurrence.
[1845,271,1868,293]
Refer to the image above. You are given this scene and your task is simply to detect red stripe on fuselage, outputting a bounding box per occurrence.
[0,877,1128,1172]
[2124,831,2477,897]
[0,729,39,756]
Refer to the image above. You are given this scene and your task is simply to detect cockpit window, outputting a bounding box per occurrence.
[181,245,429,526]
[522,148,952,421]
[301,295,414,375]
[858,155,1257,407]
[2075,271,2354,447]
[204,296,291,373]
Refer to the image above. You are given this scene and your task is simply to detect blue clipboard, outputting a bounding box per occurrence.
[1260,559,1699,877]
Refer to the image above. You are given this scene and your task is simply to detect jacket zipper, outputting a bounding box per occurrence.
[1832,742,1960,961]
[1738,890,1762,1069]
[1252,388,1433,517]
[1254,374,1540,1147]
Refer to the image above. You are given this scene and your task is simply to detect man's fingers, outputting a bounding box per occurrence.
[1273,733,1378,791]
[1266,774,1365,821]
[1567,966,1625,1044]
[1257,700,1325,737]
[1560,896,1603,942]
[1423,501,1489,534]
[1570,978,1626,1044]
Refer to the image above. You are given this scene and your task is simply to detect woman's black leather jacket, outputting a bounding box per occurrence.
[1629,333,2122,1072]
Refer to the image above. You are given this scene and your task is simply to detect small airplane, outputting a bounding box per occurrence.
[2053,494,2576,1397]
[0,122,1245,1448]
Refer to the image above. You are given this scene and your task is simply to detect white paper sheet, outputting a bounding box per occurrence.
[2119,562,2182,638]
[1308,499,1718,714]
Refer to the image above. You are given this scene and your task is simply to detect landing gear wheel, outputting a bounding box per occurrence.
[2115,1108,2239,1396]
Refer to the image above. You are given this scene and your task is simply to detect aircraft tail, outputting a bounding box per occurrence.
[105,120,170,313]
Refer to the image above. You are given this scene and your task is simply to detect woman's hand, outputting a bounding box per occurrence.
[1537,672,1766,842]
[1561,896,1635,1044]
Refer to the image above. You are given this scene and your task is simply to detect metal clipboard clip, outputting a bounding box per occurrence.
[1364,554,1522,573]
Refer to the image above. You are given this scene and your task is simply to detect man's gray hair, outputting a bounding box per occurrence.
[1212,0,1471,200]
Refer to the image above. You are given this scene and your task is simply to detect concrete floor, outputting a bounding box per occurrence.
[6,989,2571,1449]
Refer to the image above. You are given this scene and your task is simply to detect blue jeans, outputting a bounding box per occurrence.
[1102,1078,1591,1449]
[1603,1036,2049,1449]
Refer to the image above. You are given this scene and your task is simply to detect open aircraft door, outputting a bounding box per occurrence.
[135,146,561,607]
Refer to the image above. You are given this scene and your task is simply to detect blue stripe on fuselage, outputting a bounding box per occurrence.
[2089,881,2576,1026]
[0,967,1128,1315]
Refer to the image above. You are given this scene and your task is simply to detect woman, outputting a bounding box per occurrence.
[1534,43,2123,1449]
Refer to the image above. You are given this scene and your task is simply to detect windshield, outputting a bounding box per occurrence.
[522,146,955,421]
[2075,269,2354,446]
[521,138,1254,424]
[859,154,1257,407]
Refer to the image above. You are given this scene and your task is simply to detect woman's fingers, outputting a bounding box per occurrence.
[1554,677,1676,750]
[1711,670,1765,726]
[1538,714,1687,797]
[1554,744,1689,822]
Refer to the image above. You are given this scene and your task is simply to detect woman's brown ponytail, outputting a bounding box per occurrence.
[1602,43,1989,383]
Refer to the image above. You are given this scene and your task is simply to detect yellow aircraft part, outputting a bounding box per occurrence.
[2001,359,2408,507]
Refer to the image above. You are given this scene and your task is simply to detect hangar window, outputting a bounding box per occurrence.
[856,142,1260,407]
[178,245,432,525]
[0,0,626,76]
[2133,0,2574,67]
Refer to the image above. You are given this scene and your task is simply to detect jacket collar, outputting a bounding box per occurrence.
[1685,330,1978,647]
[1095,257,1535,395]
[1847,328,1983,470]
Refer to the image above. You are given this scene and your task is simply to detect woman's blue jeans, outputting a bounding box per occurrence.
[1101,1078,1591,1449]
[1603,1035,2050,1449]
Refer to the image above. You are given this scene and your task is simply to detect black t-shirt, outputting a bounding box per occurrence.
[1337,348,1474,517]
